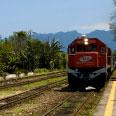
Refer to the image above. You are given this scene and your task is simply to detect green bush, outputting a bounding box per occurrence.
[34,68,49,74]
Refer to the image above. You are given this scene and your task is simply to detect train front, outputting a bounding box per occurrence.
[67,36,107,90]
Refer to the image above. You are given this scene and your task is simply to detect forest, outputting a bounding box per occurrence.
[0,31,66,76]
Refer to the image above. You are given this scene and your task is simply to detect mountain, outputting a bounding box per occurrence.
[32,30,116,51]
[87,30,116,50]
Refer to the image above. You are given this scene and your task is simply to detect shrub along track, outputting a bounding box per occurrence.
[42,89,104,116]
[0,78,67,110]
[0,71,66,89]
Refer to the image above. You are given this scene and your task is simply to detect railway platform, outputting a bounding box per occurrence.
[94,70,116,116]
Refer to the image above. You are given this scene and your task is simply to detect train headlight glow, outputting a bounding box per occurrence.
[84,38,88,42]
[84,38,88,45]
[84,41,88,45]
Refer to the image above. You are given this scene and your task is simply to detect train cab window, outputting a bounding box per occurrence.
[77,45,85,52]
[77,44,96,52]
[88,44,97,51]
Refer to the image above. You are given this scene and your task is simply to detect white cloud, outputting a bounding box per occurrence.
[78,22,110,33]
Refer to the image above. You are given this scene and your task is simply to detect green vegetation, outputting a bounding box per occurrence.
[0,31,66,76]
[62,101,71,108]
[113,50,116,61]
[110,0,116,41]
[33,68,64,74]
[22,76,66,89]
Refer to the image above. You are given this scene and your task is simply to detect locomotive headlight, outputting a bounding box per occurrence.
[84,41,88,45]
[84,38,88,45]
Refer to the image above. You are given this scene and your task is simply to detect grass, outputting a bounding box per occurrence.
[22,76,66,89]
[0,76,66,99]
[62,101,71,108]
[76,87,106,116]
[0,76,67,116]
[0,97,38,116]
[34,68,65,75]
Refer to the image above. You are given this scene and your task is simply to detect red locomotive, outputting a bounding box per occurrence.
[67,35,113,90]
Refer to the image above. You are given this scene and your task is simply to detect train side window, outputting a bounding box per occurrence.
[100,47,105,53]
[68,47,75,54]
[71,48,75,53]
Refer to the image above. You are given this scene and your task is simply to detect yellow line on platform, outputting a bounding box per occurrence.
[104,81,116,116]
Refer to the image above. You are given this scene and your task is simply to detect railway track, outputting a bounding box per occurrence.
[0,78,67,110]
[42,94,73,116]
[110,77,116,81]
[73,92,96,116]
[109,70,116,81]
[42,91,97,116]
[0,71,66,89]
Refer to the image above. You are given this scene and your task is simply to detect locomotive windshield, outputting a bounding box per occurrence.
[77,44,97,52]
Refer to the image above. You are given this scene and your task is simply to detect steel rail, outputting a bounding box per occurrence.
[0,78,67,110]
[0,72,66,89]
[73,92,95,116]
[0,71,66,84]
[42,91,96,116]
[110,77,116,81]
[42,95,73,116]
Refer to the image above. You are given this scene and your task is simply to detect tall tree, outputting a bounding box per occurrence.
[9,31,32,72]
[0,39,16,73]
[9,31,29,53]
[110,0,116,40]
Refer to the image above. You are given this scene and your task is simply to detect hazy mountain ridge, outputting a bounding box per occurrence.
[32,30,116,51]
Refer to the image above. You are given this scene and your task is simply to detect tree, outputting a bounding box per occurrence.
[39,41,50,68]
[9,31,30,53]
[49,39,63,68]
[9,31,34,72]
[113,50,116,61]
[0,31,66,75]
[110,0,116,40]
[0,39,16,73]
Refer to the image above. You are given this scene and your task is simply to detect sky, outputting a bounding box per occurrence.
[0,0,114,37]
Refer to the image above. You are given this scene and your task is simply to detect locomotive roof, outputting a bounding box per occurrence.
[68,37,107,47]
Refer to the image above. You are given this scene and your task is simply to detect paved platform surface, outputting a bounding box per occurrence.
[94,70,116,116]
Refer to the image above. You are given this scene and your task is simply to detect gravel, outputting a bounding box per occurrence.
[0,88,72,116]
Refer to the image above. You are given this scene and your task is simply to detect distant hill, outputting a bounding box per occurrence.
[32,30,116,51]
[87,30,116,51]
